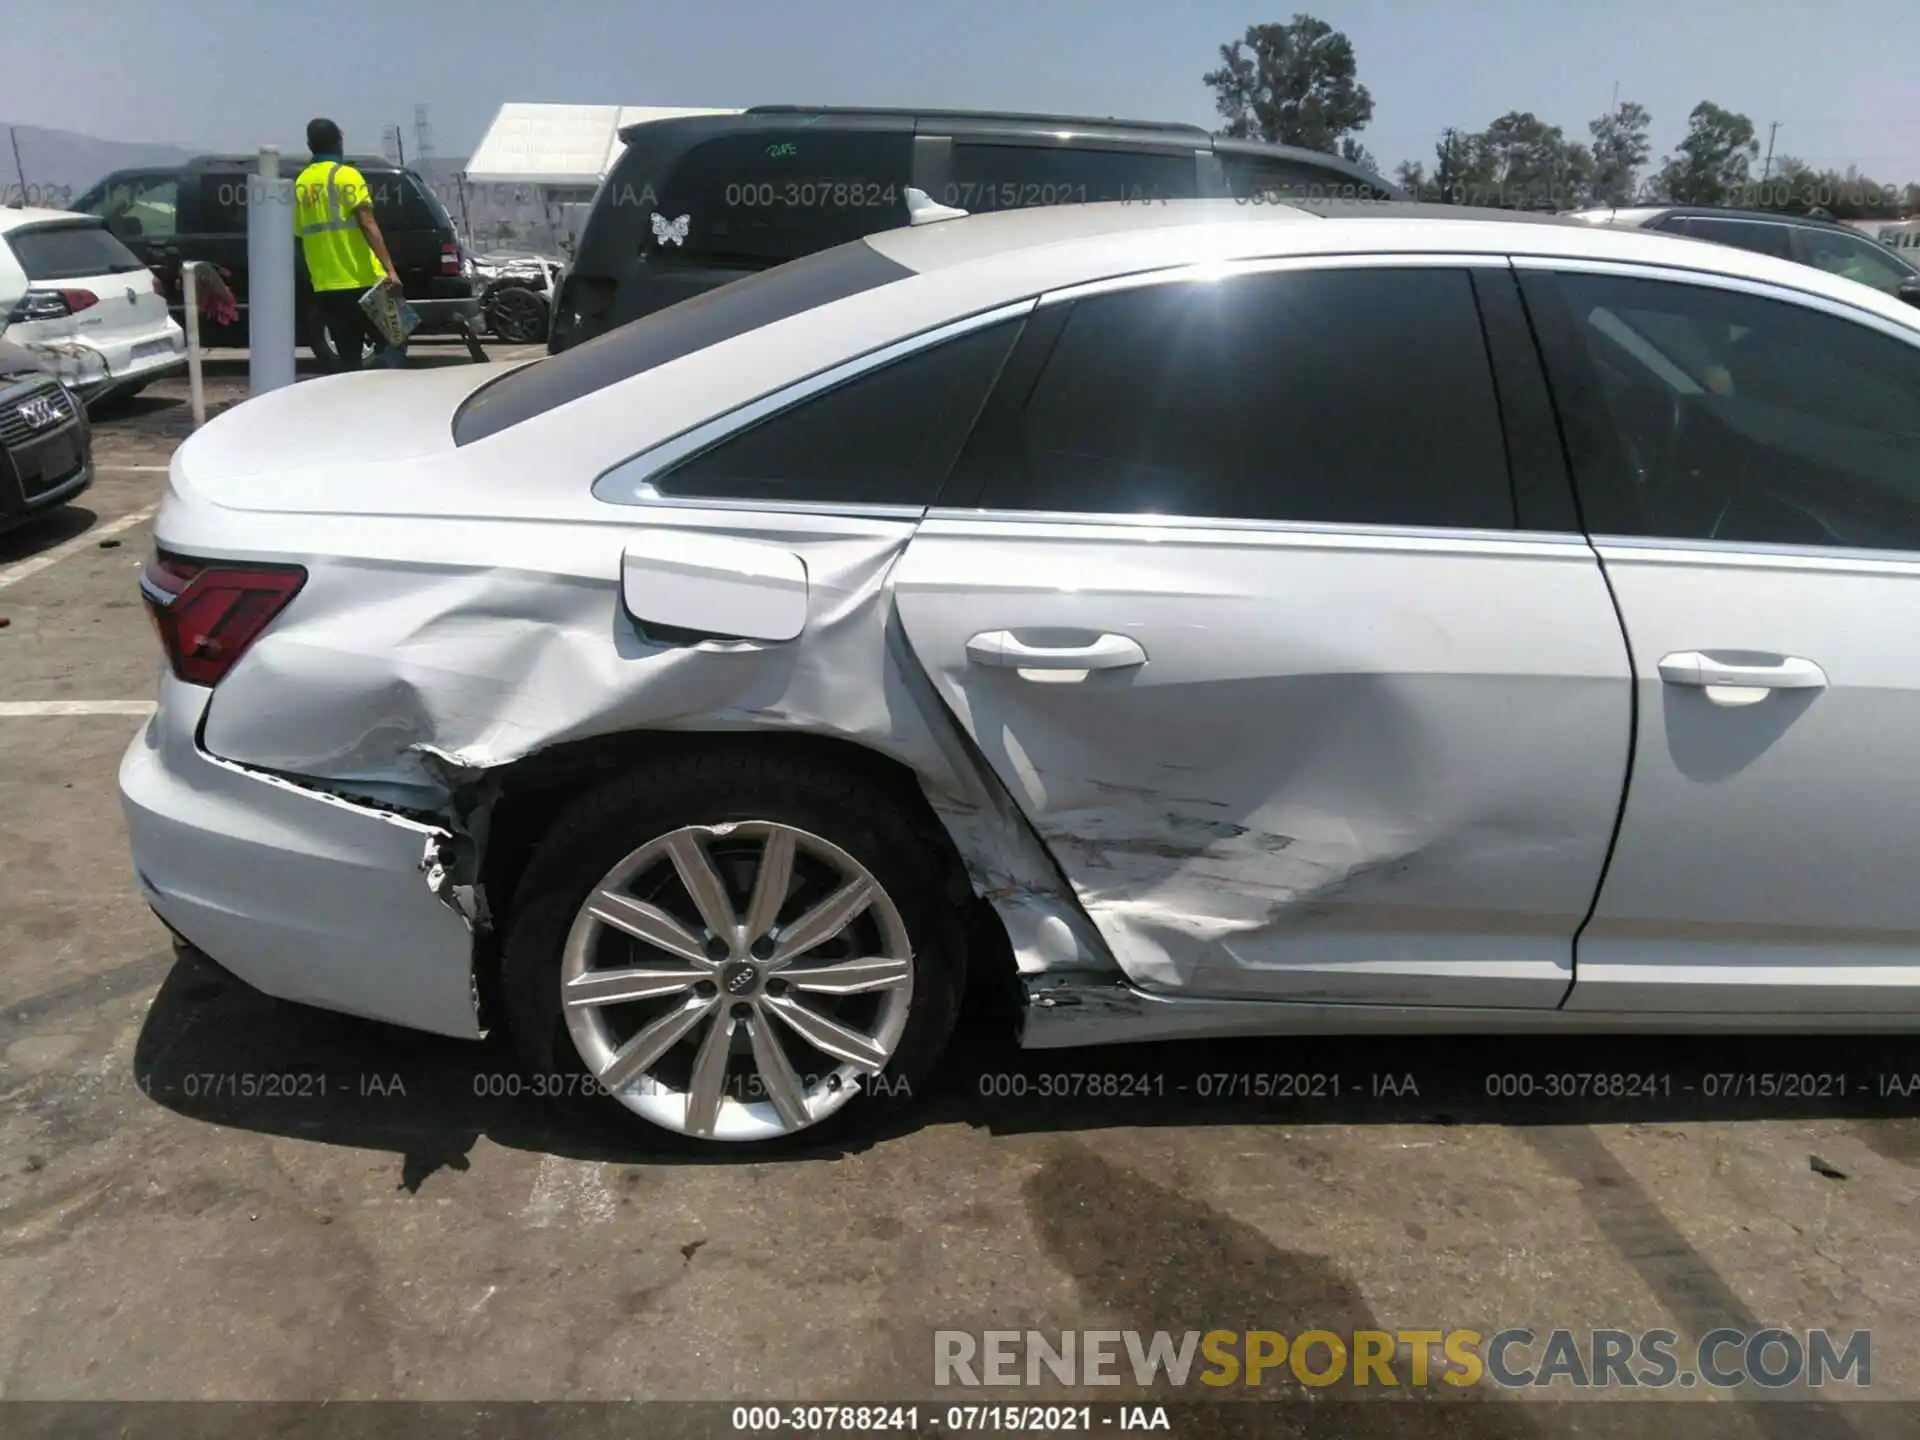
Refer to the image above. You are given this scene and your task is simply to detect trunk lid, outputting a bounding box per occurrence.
[170,362,522,509]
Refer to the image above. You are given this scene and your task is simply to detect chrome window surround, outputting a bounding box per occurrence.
[591,298,1038,513]
[591,248,1920,552]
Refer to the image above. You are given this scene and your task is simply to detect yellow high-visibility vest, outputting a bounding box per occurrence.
[293,160,386,292]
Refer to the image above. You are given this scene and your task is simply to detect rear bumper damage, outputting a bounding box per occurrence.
[119,674,485,1039]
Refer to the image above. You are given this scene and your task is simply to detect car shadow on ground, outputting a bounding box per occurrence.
[129,943,1920,1182]
[0,505,97,564]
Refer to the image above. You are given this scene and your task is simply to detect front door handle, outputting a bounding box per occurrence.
[966,630,1148,671]
[1657,652,1828,690]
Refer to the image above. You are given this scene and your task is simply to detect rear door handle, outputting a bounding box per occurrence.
[966,630,1147,671]
[1657,652,1828,690]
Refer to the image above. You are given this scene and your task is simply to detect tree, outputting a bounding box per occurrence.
[1393,159,1434,200]
[1586,101,1652,207]
[1652,101,1759,206]
[1203,15,1375,155]
[1338,136,1378,174]
[1449,111,1593,210]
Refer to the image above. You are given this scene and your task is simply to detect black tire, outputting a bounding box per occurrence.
[484,283,549,344]
[499,747,967,1151]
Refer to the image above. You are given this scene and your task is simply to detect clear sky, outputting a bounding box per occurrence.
[10,0,1920,182]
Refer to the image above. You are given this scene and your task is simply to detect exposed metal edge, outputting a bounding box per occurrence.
[592,297,1039,507]
[1018,974,1920,1048]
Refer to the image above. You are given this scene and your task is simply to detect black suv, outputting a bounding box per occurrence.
[549,106,1404,352]
[1574,204,1920,306]
[72,155,483,365]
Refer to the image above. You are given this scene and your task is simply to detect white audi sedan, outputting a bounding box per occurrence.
[121,200,1920,1147]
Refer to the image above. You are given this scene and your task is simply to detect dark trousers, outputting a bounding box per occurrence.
[311,288,406,374]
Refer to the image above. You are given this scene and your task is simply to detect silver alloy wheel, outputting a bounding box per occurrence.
[560,821,915,1141]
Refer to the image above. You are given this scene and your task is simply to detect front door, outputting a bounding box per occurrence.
[1521,261,1920,1013]
[892,259,1633,1007]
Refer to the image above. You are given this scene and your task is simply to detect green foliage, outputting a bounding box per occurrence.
[1205,22,1917,218]
[1203,15,1376,154]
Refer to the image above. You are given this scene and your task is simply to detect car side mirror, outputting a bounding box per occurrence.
[1898,276,1920,309]
[112,215,144,238]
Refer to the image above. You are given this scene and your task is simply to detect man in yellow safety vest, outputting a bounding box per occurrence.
[293,118,406,373]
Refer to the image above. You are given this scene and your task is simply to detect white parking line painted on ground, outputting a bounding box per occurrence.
[0,506,155,591]
[0,701,156,717]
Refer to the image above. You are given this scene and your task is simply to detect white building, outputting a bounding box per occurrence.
[463,103,739,246]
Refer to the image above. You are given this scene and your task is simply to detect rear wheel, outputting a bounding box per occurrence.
[500,751,965,1148]
[484,283,550,344]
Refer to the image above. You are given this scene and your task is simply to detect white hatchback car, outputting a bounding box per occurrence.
[121,200,1920,1147]
[0,208,185,403]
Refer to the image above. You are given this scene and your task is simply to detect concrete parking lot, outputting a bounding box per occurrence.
[1,348,1917,1434]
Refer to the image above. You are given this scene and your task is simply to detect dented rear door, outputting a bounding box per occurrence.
[892,259,1633,1006]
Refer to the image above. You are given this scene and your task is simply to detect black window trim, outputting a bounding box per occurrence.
[590,298,1039,514]
[1514,254,1920,552]
[937,253,1537,537]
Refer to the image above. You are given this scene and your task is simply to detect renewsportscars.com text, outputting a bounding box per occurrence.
[933,1328,1870,1390]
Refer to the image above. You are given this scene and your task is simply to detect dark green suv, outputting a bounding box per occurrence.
[550,106,1405,353]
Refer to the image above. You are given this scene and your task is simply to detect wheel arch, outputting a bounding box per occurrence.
[468,727,1020,1033]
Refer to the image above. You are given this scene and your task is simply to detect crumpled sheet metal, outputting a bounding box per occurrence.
[200,522,1122,982]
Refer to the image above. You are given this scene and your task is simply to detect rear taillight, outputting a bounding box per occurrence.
[441,241,461,276]
[6,288,97,322]
[139,551,306,687]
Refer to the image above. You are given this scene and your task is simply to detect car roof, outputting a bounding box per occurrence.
[860,198,1920,326]
[0,207,106,233]
[742,104,1208,135]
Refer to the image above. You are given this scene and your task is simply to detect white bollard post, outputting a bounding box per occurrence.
[245,144,296,394]
[182,263,206,429]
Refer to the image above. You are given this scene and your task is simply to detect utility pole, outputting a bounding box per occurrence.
[413,103,435,165]
[1762,121,1780,181]
[7,126,26,205]
[1438,127,1456,205]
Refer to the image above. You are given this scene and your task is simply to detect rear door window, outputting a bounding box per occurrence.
[967,266,1514,529]
[944,144,1196,212]
[655,127,911,267]
[6,223,149,280]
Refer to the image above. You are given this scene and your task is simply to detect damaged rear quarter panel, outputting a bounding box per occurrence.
[189,502,1124,994]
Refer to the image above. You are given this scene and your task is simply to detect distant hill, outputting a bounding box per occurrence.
[2,122,193,209]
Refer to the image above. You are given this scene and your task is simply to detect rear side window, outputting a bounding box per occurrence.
[656,128,910,266]
[453,238,913,443]
[968,268,1512,528]
[652,318,1022,507]
[6,223,147,280]
[1681,217,1792,260]
[945,144,1197,211]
